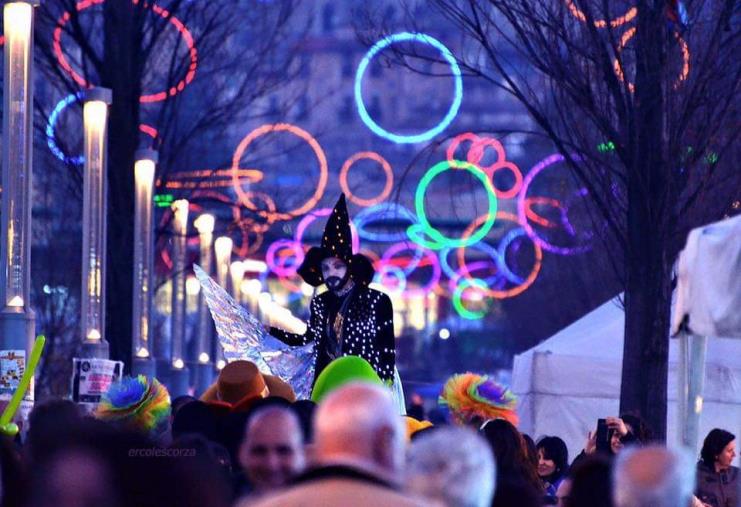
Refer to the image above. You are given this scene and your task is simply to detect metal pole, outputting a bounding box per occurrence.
[80,87,112,359]
[169,199,189,395]
[193,214,214,394]
[213,236,232,370]
[0,0,40,410]
[131,149,157,377]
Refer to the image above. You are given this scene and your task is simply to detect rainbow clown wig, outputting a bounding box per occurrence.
[96,375,171,436]
[439,373,518,427]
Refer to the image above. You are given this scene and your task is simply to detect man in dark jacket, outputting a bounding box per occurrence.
[269,195,396,384]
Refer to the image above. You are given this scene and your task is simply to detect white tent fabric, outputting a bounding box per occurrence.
[673,214,741,337]
[511,296,741,462]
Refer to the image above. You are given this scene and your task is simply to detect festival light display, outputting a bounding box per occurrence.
[446,133,523,199]
[339,151,394,207]
[377,243,441,299]
[53,0,198,103]
[456,212,543,300]
[355,32,463,144]
[452,278,490,320]
[407,160,498,250]
[613,27,690,93]
[354,203,418,243]
[231,123,328,221]
[47,92,158,165]
[563,0,636,28]
[517,154,592,255]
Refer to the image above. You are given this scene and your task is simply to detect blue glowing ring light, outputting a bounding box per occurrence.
[355,203,419,243]
[355,32,463,144]
[46,92,84,165]
[374,264,407,295]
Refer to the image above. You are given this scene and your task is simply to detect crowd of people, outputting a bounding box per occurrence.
[0,363,737,507]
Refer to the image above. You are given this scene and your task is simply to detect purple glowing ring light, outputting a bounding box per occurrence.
[378,242,441,298]
[517,154,591,255]
[447,261,498,296]
[46,92,84,165]
[439,245,500,285]
[266,239,304,278]
[295,208,360,254]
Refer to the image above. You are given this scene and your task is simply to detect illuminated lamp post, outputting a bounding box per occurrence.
[131,149,157,377]
[213,236,232,370]
[79,87,112,359]
[0,0,40,403]
[169,199,189,395]
[193,213,215,393]
[229,260,245,303]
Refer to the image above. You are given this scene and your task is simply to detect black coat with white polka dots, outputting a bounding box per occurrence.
[270,287,396,383]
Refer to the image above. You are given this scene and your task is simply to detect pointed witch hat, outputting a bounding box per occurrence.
[297,194,375,287]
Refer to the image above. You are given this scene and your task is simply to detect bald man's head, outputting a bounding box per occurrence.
[613,445,694,507]
[239,407,305,493]
[313,383,405,482]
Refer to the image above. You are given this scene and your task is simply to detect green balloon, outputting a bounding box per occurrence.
[311,356,382,403]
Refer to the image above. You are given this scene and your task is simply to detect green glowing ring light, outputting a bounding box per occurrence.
[452,278,490,320]
[355,32,463,144]
[407,160,497,250]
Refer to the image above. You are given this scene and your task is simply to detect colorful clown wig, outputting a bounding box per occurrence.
[439,373,518,427]
[96,375,171,436]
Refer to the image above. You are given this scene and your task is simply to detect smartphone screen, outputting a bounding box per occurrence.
[596,418,610,452]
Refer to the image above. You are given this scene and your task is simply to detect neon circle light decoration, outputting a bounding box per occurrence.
[456,211,543,299]
[517,154,592,256]
[46,92,85,165]
[339,151,394,207]
[374,264,407,296]
[407,160,497,250]
[563,0,636,28]
[230,123,328,221]
[452,278,490,320]
[354,203,418,243]
[354,32,463,144]
[266,239,305,278]
[47,92,159,165]
[447,133,523,199]
[613,28,690,94]
[53,0,198,104]
[377,242,441,299]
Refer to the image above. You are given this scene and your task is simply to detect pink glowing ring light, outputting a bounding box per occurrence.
[53,0,198,103]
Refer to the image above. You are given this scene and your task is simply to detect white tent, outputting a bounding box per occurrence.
[511,295,741,462]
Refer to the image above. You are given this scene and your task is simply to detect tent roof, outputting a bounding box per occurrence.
[524,295,740,366]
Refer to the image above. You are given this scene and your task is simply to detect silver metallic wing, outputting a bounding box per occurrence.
[193,264,314,399]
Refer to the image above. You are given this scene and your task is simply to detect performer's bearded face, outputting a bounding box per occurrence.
[321,257,349,292]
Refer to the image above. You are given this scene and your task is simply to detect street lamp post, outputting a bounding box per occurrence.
[131,149,157,377]
[169,199,189,395]
[229,260,245,303]
[80,87,112,359]
[0,0,40,410]
[193,214,214,394]
[213,236,232,370]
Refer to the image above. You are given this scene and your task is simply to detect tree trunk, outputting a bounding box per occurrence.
[619,1,670,440]
[103,3,141,369]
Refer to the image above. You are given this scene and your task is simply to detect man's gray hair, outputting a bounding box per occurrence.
[613,445,695,507]
[407,426,496,507]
